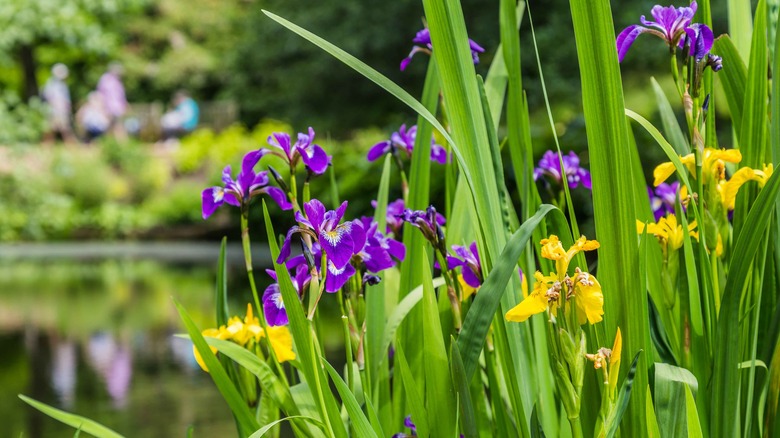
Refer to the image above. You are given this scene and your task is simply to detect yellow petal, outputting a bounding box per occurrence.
[505,292,548,322]
[193,328,222,372]
[608,328,622,394]
[721,167,756,210]
[653,161,680,186]
[574,272,604,325]
[266,326,296,362]
[458,274,479,300]
[540,235,566,261]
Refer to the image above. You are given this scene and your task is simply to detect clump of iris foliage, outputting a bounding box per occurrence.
[20,0,780,437]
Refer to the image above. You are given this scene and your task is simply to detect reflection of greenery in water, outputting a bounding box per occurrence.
[0,259,254,437]
[0,260,218,336]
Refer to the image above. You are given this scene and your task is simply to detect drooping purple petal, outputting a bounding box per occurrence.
[430,143,449,164]
[682,23,714,61]
[616,25,648,62]
[262,186,293,211]
[363,245,395,273]
[277,226,301,264]
[367,141,391,161]
[325,260,356,293]
[201,187,225,219]
[262,284,288,326]
[386,238,406,261]
[319,222,355,269]
[301,144,331,175]
[461,267,482,289]
[268,132,294,161]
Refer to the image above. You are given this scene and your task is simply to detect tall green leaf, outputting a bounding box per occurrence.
[420,252,456,438]
[712,168,780,437]
[19,395,124,438]
[322,361,379,438]
[712,36,748,141]
[568,0,647,433]
[651,77,689,155]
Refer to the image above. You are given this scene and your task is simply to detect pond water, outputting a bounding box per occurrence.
[0,243,271,437]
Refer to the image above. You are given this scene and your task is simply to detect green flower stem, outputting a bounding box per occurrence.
[307,253,328,320]
[569,417,584,438]
[338,291,355,394]
[434,250,462,331]
[240,214,289,386]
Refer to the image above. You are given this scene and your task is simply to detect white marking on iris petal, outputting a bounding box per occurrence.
[213,187,224,202]
[273,292,285,309]
[328,263,347,275]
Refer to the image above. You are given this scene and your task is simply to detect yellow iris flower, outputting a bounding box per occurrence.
[717,164,774,210]
[637,214,698,252]
[193,303,296,372]
[506,235,603,325]
[653,148,742,186]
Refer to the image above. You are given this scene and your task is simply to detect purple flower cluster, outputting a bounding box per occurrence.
[648,182,680,221]
[617,2,721,71]
[400,28,485,71]
[201,150,292,219]
[534,150,592,190]
[367,124,448,165]
[264,127,331,175]
[275,199,406,298]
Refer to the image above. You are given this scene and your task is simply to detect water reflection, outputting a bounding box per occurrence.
[0,258,255,437]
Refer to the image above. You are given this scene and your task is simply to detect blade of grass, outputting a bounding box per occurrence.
[712,36,748,141]
[395,340,430,438]
[18,395,124,438]
[322,360,379,438]
[651,77,689,155]
[712,168,780,437]
[568,0,647,433]
[248,416,325,438]
[605,351,642,438]
[376,277,446,372]
[420,251,456,438]
[653,363,698,438]
[450,340,477,438]
[685,385,704,438]
[728,0,754,59]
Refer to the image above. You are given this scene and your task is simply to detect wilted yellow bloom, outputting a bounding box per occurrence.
[637,214,698,252]
[653,148,742,186]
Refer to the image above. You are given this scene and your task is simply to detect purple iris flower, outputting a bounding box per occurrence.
[400,28,485,71]
[279,199,358,272]
[447,242,483,288]
[265,127,331,175]
[367,124,448,164]
[201,150,292,219]
[262,265,311,326]
[679,23,714,61]
[354,217,406,273]
[371,198,407,235]
[534,150,592,190]
[616,2,697,62]
[648,182,680,221]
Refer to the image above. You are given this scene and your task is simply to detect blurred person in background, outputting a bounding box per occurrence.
[97,62,128,138]
[41,63,76,143]
[76,92,110,143]
[160,90,199,144]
